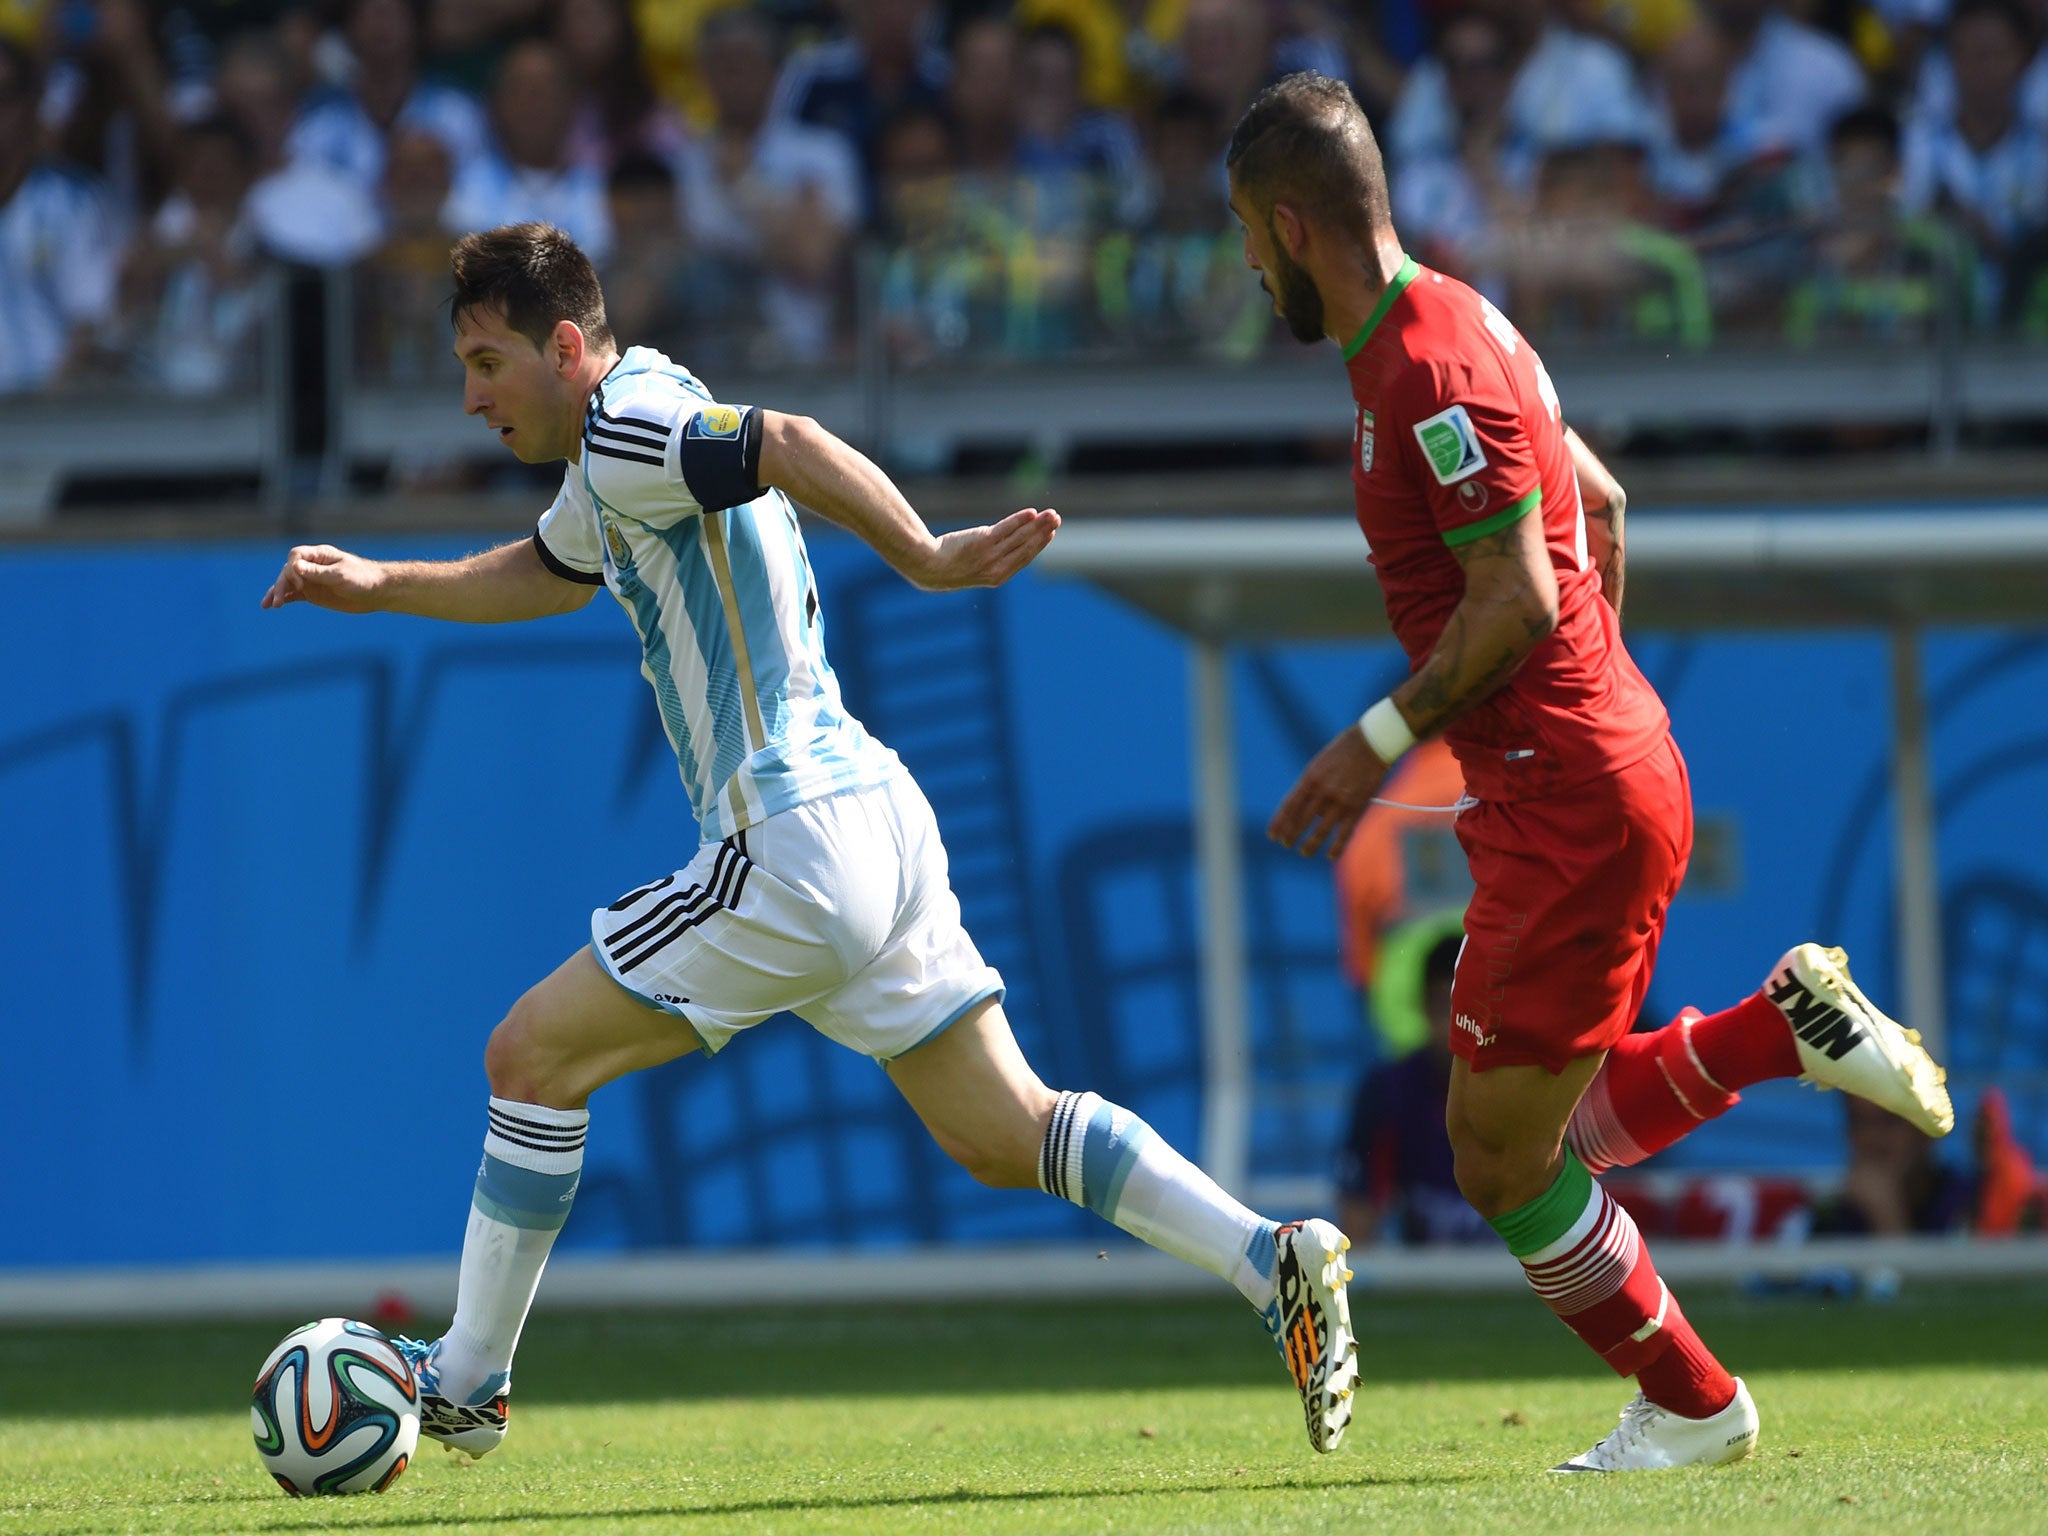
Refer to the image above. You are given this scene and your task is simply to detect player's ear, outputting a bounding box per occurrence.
[550,320,584,376]
[1272,202,1308,259]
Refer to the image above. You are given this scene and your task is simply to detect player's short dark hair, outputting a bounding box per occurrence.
[449,222,614,353]
[1226,72,1390,243]
[1829,103,1901,160]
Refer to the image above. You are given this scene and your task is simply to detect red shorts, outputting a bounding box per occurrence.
[1447,735,1692,1074]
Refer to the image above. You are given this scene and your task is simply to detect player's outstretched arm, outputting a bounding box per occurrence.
[1566,426,1626,619]
[1268,512,1557,859]
[755,410,1059,590]
[259,537,599,622]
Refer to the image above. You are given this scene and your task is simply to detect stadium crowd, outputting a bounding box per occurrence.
[2,0,2046,394]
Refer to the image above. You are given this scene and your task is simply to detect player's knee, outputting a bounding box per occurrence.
[934,1127,1037,1189]
[484,994,572,1106]
[1449,1126,1557,1220]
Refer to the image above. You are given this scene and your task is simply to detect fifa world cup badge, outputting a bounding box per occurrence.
[1357,407,1375,474]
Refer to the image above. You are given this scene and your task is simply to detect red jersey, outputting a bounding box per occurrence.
[1346,257,1667,802]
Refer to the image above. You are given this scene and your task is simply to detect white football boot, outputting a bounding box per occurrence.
[393,1337,509,1457]
[1552,1378,1760,1473]
[1764,944,1953,1136]
[1269,1218,1360,1453]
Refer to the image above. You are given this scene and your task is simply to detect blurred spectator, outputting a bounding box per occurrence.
[772,0,950,203]
[1500,138,1713,348]
[289,0,488,196]
[120,113,264,394]
[1973,1087,2048,1233]
[1810,1094,1970,1236]
[875,103,1010,363]
[0,36,122,393]
[448,39,613,260]
[1646,22,1776,221]
[1177,0,1275,130]
[628,0,749,129]
[354,127,457,384]
[1015,22,1146,226]
[602,151,707,361]
[1334,927,1491,1246]
[217,30,381,266]
[1911,0,2048,133]
[1391,9,1519,300]
[1901,0,2048,292]
[951,12,1023,180]
[425,0,549,86]
[554,0,686,171]
[1698,0,1864,161]
[38,0,179,214]
[676,7,859,365]
[1787,105,1969,346]
[1094,88,1267,356]
[1389,0,1649,193]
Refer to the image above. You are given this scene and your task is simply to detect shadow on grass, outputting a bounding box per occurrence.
[2,1282,2039,1422]
[151,1468,1493,1535]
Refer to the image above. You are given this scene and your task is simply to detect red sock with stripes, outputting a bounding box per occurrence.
[1567,995,1799,1174]
[1491,1153,1736,1420]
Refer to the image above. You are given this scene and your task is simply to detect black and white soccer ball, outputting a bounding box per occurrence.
[250,1317,420,1496]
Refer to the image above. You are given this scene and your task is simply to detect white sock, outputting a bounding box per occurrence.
[1038,1090,1279,1310]
[433,1097,587,1405]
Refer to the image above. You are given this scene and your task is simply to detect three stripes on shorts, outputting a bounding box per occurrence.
[602,833,754,974]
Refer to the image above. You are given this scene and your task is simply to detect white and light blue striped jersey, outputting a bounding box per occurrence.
[534,347,900,843]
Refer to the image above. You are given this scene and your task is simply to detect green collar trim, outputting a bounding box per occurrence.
[1342,254,1420,361]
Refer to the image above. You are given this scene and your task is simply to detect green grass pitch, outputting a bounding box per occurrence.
[2,1278,2042,1535]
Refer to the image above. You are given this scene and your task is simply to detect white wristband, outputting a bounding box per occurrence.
[1358,696,1416,765]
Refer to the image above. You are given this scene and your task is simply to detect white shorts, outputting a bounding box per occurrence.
[588,775,1004,1060]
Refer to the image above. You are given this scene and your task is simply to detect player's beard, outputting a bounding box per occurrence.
[1263,240,1327,346]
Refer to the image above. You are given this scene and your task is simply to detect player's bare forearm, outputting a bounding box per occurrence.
[261,537,595,622]
[1391,512,1559,740]
[756,411,1058,591]
[1566,427,1626,619]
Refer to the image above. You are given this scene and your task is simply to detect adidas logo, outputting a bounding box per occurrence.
[1767,972,1865,1061]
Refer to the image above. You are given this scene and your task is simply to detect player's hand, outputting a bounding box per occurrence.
[260,544,387,613]
[913,507,1061,591]
[1269,725,1392,859]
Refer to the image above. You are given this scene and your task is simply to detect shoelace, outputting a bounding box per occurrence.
[1590,1395,1663,1469]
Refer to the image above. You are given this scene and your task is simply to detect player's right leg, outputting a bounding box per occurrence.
[1567,947,1954,1177]
[883,1001,1358,1453]
[400,944,705,1456]
[1448,1056,1760,1473]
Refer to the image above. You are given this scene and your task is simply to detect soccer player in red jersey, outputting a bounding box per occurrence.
[1226,75,1957,1472]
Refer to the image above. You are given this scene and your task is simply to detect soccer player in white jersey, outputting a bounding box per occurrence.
[260,223,1359,1456]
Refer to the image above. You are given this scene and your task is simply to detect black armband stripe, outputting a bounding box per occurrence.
[675,405,766,511]
[531,530,605,586]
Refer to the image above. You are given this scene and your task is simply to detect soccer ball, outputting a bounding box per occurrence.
[250,1318,420,1496]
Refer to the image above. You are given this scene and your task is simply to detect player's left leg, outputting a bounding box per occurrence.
[1568,949,1954,1177]
[885,999,1359,1453]
[1448,1056,1759,1474]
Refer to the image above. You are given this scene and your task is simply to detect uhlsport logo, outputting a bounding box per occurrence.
[1453,1012,1498,1048]
[686,404,743,440]
[603,519,631,568]
[1413,403,1488,485]
[1766,968,1865,1060]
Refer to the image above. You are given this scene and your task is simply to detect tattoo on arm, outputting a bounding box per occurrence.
[1586,486,1625,619]
[1395,517,1559,739]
